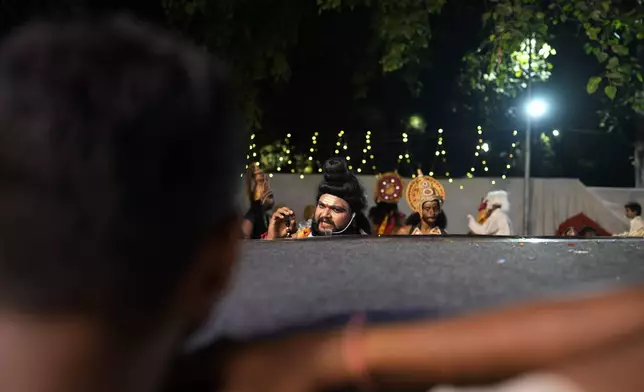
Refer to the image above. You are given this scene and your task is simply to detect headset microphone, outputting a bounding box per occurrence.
[322,213,356,236]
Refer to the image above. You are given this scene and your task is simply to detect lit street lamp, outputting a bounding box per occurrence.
[552,129,560,137]
[523,98,548,235]
[526,99,547,118]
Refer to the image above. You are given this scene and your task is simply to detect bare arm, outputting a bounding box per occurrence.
[548,332,644,392]
[359,285,644,386]
[468,213,496,235]
[218,285,644,392]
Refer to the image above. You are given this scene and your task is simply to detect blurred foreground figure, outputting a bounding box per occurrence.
[467,190,513,236]
[0,16,240,392]
[263,158,371,239]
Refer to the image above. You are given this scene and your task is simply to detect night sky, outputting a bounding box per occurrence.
[255,1,635,187]
[0,0,635,186]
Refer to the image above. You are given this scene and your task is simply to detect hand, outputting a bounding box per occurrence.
[467,214,474,221]
[266,207,297,239]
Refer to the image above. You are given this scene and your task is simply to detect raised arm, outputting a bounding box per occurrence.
[468,213,496,235]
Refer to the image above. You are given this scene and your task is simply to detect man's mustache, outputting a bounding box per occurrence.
[316,217,335,227]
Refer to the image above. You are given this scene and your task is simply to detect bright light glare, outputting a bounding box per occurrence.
[552,129,560,137]
[409,115,425,130]
[481,142,490,152]
[526,99,547,118]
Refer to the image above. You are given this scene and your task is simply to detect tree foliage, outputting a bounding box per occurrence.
[162,0,308,129]
[463,0,644,117]
[162,0,448,128]
[258,140,315,174]
[318,0,446,73]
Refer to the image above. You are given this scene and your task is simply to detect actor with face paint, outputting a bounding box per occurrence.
[264,158,371,239]
[397,172,447,235]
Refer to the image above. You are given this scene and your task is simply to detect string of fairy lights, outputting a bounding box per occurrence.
[397,130,414,175]
[333,129,354,171]
[357,130,376,173]
[244,127,520,186]
[242,132,259,177]
[429,128,453,183]
[501,129,520,180]
[308,131,322,174]
[273,133,294,175]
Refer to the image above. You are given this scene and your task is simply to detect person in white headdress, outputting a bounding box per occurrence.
[467,190,513,236]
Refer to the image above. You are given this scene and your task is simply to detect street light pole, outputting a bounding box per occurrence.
[522,36,534,236]
[523,100,532,236]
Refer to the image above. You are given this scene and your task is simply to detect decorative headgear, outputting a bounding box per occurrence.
[374,171,404,204]
[405,169,446,214]
[245,163,273,204]
[484,190,510,213]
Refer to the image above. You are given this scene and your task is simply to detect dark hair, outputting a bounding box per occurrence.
[625,202,642,216]
[355,213,373,235]
[404,211,448,230]
[579,226,597,235]
[0,16,240,324]
[563,226,578,236]
[317,158,367,214]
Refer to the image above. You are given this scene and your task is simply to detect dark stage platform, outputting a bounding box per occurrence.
[187,236,644,349]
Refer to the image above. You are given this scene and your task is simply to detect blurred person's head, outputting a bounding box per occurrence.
[563,227,579,237]
[624,202,642,220]
[246,163,274,210]
[579,226,598,237]
[0,15,240,392]
[312,158,367,235]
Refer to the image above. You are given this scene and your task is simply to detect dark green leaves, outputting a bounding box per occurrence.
[605,85,617,100]
[587,76,603,94]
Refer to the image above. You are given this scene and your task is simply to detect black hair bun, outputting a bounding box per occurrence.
[323,157,350,184]
[317,157,367,214]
